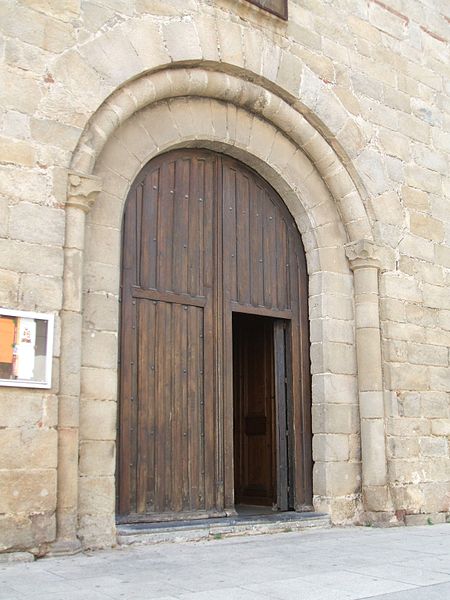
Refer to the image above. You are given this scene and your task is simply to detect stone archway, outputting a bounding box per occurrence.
[57,68,388,551]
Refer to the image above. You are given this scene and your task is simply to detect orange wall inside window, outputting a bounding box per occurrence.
[0,317,16,363]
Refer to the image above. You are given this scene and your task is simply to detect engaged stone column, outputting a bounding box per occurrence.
[345,240,392,517]
[51,172,102,555]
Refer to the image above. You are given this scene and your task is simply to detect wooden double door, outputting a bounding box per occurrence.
[117,149,311,522]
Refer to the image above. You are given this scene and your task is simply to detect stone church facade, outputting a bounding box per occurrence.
[0,0,449,556]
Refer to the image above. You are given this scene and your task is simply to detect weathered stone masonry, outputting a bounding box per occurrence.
[0,0,449,555]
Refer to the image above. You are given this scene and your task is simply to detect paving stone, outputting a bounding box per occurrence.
[2,526,450,599]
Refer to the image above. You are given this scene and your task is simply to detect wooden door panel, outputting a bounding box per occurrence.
[118,149,312,521]
[222,160,292,313]
[133,299,209,516]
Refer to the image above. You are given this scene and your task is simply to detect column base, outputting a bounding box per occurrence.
[47,538,82,557]
[358,510,403,527]
[362,484,393,512]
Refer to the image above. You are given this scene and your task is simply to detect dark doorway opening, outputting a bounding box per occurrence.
[233,313,293,514]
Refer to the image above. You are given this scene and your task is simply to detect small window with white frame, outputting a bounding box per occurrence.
[0,308,54,389]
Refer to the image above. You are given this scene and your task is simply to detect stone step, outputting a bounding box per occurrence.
[117,511,330,546]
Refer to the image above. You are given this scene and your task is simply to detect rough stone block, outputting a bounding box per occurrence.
[407,343,448,367]
[388,437,420,459]
[420,483,450,513]
[429,367,450,392]
[420,393,449,419]
[405,304,437,328]
[80,399,117,441]
[0,136,36,167]
[312,403,359,434]
[77,513,116,549]
[387,363,429,391]
[387,417,430,437]
[312,373,358,405]
[83,292,119,332]
[277,50,302,97]
[82,331,118,370]
[18,273,63,312]
[0,239,64,277]
[0,429,57,470]
[309,293,353,320]
[390,484,424,513]
[399,234,434,262]
[80,367,118,402]
[0,268,19,306]
[163,21,202,62]
[79,441,115,476]
[85,225,121,268]
[435,244,450,269]
[313,433,350,461]
[78,476,115,515]
[0,470,56,513]
[405,513,447,526]
[419,436,448,458]
[410,212,444,242]
[314,462,361,496]
[431,419,450,436]
[84,260,120,296]
[372,191,405,226]
[381,272,422,302]
[0,393,57,428]
[311,341,356,375]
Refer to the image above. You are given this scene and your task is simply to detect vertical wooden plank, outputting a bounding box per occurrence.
[202,155,216,511]
[164,302,173,512]
[236,171,250,305]
[222,162,237,303]
[140,170,159,289]
[288,240,305,509]
[187,158,200,297]
[172,158,190,294]
[187,306,199,510]
[274,320,288,511]
[153,301,165,513]
[222,301,234,510]
[250,184,264,307]
[157,160,175,292]
[118,186,137,515]
[214,154,225,511]
[135,183,143,288]
[284,319,296,511]
[275,218,289,310]
[136,301,148,513]
[181,303,189,509]
[197,159,205,298]
[297,245,313,506]
[170,302,183,513]
[263,193,276,308]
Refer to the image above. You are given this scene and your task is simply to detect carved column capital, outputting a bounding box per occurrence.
[67,172,102,213]
[345,239,384,270]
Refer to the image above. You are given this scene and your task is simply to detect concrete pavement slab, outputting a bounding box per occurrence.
[1,524,449,599]
[366,582,450,600]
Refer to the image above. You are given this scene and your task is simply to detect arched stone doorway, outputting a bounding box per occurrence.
[56,66,387,550]
[117,149,312,522]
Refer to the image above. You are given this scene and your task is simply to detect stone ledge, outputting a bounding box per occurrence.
[118,512,330,546]
[0,551,35,563]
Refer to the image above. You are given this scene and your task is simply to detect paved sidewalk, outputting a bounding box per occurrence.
[1,524,450,599]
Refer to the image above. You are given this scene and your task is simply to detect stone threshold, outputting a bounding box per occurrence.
[117,511,330,545]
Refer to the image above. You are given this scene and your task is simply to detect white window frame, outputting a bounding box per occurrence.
[0,308,55,389]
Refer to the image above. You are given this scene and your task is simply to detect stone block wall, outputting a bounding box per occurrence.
[0,0,449,554]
